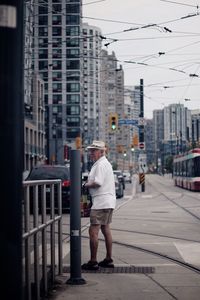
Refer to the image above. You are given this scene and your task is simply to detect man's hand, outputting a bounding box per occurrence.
[82,182,88,194]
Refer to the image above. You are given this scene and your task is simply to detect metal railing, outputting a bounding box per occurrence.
[22,179,63,300]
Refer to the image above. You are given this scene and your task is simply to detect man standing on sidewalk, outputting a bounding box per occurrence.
[82,140,116,271]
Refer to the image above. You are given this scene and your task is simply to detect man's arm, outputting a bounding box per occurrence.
[85,181,100,188]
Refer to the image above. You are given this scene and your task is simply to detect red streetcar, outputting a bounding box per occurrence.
[173,148,200,191]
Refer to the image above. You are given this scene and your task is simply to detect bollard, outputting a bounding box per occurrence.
[139,173,145,192]
[66,150,86,285]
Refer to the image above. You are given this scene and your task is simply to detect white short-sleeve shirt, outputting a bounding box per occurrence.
[88,156,116,209]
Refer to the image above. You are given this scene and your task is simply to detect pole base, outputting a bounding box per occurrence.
[141,183,145,192]
[66,277,86,285]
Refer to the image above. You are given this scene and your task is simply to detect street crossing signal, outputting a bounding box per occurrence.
[109,113,118,131]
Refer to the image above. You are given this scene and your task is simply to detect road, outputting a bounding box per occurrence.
[28,174,200,270]
[60,174,200,268]
[51,174,200,300]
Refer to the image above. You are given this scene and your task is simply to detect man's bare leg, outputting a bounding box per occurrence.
[89,224,100,261]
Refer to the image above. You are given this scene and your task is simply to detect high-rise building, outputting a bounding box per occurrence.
[191,109,200,146]
[33,0,82,164]
[24,0,46,171]
[82,23,102,146]
[100,50,125,166]
[163,103,191,154]
[153,109,164,167]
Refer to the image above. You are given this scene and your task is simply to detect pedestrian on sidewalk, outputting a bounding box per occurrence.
[82,140,116,271]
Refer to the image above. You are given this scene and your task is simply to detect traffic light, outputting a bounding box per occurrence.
[109,113,118,131]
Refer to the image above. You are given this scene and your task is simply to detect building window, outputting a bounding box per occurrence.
[67,117,80,127]
[52,105,62,114]
[39,27,48,36]
[52,4,62,13]
[39,72,48,81]
[39,38,48,47]
[44,94,48,104]
[66,26,79,36]
[66,71,80,81]
[52,38,62,48]
[67,83,80,92]
[39,15,48,25]
[52,71,62,81]
[39,60,48,70]
[67,105,80,115]
[52,60,62,70]
[67,94,80,104]
[39,6,48,14]
[66,60,80,70]
[52,27,62,36]
[39,49,48,59]
[66,38,79,47]
[52,48,62,58]
[66,48,79,58]
[67,128,80,139]
[66,0,80,2]
[66,4,80,13]
[53,94,62,104]
[52,15,62,25]
[66,15,80,25]
[53,83,62,92]
[44,83,48,93]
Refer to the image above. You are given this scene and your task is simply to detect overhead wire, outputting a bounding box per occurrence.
[27,0,200,111]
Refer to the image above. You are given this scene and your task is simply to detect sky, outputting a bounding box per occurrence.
[82,0,200,118]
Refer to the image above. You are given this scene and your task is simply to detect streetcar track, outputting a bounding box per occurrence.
[162,193,200,222]
[146,177,200,221]
[81,234,200,275]
[112,216,198,225]
[111,227,200,244]
[146,274,178,300]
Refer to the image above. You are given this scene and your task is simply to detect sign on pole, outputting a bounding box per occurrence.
[118,119,138,125]
[139,142,145,150]
[139,153,148,173]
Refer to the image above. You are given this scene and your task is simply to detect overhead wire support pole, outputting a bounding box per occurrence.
[0,1,24,299]
[139,79,145,192]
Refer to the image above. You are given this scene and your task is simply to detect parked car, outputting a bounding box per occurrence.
[123,171,132,183]
[113,170,126,190]
[26,164,70,213]
[114,174,124,198]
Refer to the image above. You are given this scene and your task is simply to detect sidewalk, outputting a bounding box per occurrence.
[51,176,200,300]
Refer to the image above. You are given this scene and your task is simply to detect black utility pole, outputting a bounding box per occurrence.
[139,79,145,192]
[0,1,24,299]
[66,150,86,285]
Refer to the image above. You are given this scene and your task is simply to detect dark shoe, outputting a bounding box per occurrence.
[98,258,114,268]
[81,260,99,271]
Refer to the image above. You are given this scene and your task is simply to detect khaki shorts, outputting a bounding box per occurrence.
[90,209,114,225]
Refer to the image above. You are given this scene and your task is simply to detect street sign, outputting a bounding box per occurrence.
[139,142,145,150]
[138,118,146,126]
[139,153,148,173]
[118,119,138,125]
